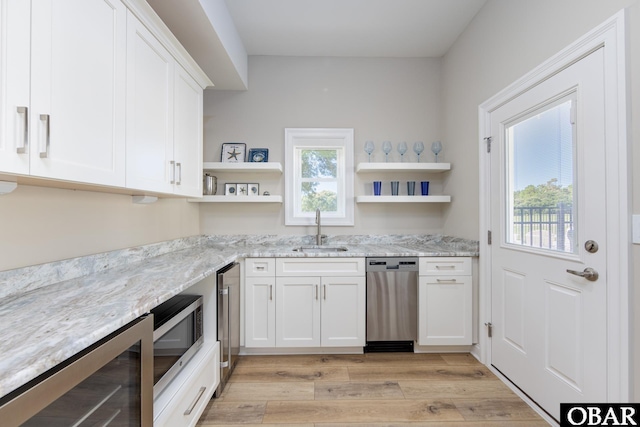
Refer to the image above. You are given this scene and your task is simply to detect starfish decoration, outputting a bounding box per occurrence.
[227,148,241,160]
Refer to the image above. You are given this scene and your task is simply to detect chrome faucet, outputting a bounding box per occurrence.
[315,208,322,245]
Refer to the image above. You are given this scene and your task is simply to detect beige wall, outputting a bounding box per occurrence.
[201,56,446,236]
[0,185,200,271]
[440,0,639,399]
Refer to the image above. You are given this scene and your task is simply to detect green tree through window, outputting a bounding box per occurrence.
[300,149,338,212]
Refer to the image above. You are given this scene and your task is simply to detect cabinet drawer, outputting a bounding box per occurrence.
[154,346,218,427]
[419,257,471,276]
[245,258,276,277]
[276,258,365,276]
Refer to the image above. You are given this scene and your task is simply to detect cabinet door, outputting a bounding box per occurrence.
[0,0,30,174]
[418,275,472,345]
[125,11,174,193]
[245,277,276,347]
[172,65,203,197]
[30,0,126,186]
[275,277,320,347]
[321,276,366,347]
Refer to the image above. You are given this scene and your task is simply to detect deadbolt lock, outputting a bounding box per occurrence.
[585,240,599,253]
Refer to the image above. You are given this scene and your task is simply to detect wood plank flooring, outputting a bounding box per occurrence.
[197,353,550,426]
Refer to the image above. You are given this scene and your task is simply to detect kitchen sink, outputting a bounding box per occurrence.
[292,245,348,253]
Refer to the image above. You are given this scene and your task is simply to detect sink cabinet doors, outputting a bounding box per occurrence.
[244,258,365,349]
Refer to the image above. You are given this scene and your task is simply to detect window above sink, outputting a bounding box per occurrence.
[284,128,354,226]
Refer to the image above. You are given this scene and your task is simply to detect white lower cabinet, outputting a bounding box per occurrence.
[245,258,366,349]
[418,257,472,346]
[153,342,219,427]
[320,275,366,347]
[245,276,276,347]
[276,276,321,347]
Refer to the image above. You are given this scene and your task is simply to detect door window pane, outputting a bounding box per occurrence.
[505,97,576,253]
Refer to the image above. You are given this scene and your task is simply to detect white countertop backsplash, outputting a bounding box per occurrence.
[0,234,478,398]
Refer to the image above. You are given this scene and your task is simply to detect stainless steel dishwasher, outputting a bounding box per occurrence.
[366,257,418,352]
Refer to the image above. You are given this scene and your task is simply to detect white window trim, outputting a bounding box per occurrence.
[285,128,354,226]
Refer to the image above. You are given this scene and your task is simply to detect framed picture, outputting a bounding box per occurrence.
[221,143,246,163]
[248,183,260,196]
[248,148,269,163]
[236,183,249,196]
[224,183,237,195]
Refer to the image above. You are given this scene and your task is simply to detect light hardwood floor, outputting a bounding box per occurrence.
[197,353,550,426]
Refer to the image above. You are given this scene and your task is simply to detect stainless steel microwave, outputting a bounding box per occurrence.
[150,294,203,396]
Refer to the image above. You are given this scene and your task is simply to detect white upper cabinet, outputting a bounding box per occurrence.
[0,0,210,195]
[125,14,174,194]
[125,13,204,197]
[0,0,30,174]
[172,64,203,196]
[1,0,127,186]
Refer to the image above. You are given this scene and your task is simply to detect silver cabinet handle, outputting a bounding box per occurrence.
[39,114,50,158]
[435,265,456,270]
[436,278,458,283]
[323,284,327,300]
[176,162,182,185]
[315,285,318,300]
[16,107,28,154]
[169,160,175,184]
[256,266,265,270]
[184,386,206,415]
[567,267,599,282]
[269,284,273,301]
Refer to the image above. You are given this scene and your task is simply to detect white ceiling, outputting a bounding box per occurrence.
[148,0,488,89]
[224,0,487,58]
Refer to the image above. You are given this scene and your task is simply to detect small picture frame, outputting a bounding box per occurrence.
[248,183,260,196]
[221,143,246,163]
[236,183,249,196]
[224,183,237,195]
[248,148,269,163]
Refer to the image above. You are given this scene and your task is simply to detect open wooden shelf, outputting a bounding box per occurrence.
[202,162,283,174]
[188,195,283,203]
[356,195,451,203]
[356,162,450,173]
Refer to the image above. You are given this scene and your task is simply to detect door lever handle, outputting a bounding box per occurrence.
[566,267,599,281]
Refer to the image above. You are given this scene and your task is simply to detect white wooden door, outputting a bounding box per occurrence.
[125,11,174,193]
[275,277,320,347]
[30,0,127,186]
[172,64,203,197]
[244,277,275,347]
[0,0,30,174]
[320,276,365,347]
[489,48,607,420]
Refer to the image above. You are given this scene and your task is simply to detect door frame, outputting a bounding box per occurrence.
[478,9,630,408]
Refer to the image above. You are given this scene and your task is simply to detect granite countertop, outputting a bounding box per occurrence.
[0,234,478,399]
